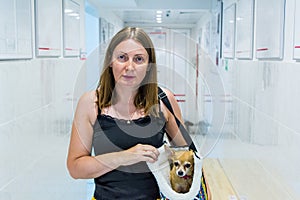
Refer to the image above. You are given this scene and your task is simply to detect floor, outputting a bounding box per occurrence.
[195,134,300,200]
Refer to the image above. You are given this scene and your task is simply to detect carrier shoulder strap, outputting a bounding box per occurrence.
[158,87,179,126]
[158,87,197,152]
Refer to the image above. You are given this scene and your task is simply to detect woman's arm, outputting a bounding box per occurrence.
[67,91,113,179]
[67,92,159,179]
[161,88,187,146]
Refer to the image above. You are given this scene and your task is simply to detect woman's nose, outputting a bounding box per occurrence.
[125,59,135,71]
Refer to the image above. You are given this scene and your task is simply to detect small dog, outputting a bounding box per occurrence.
[165,146,194,193]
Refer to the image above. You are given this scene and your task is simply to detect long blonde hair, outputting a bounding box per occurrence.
[96,27,159,116]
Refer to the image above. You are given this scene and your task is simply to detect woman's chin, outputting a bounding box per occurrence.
[116,81,139,88]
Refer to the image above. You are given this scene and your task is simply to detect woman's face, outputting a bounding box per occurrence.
[111,39,149,88]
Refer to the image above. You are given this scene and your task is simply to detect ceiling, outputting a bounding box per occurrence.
[87,0,213,28]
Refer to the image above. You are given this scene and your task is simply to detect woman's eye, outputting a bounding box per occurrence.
[133,55,146,64]
[117,54,128,62]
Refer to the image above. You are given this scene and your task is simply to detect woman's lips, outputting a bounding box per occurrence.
[122,75,135,79]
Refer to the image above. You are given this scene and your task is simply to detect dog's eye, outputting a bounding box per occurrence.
[174,161,180,167]
[185,163,191,168]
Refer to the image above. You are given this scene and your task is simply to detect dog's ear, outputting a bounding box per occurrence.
[188,150,194,158]
[188,150,194,166]
[164,145,175,169]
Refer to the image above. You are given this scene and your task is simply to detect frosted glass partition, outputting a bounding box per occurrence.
[35,0,62,57]
[0,0,32,60]
[63,0,81,57]
[256,0,285,59]
[293,0,300,60]
[222,3,236,59]
[235,0,254,59]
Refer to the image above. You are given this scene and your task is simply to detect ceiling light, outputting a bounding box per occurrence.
[69,12,79,17]
[64,9,73,13]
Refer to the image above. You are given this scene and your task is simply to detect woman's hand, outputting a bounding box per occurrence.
[119,144,160,166]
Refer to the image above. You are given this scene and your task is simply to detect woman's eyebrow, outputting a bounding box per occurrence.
[116,52,147,57]
[114,50,147,56]
[114,51,127,54]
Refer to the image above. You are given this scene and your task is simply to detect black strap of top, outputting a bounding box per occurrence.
[158,87,197,152]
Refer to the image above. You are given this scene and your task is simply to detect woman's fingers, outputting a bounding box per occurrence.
[123,144,160,164]
[139,145,159,156]
[142,149,158,162]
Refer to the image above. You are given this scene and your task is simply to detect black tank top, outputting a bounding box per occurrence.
[92,108,166,200]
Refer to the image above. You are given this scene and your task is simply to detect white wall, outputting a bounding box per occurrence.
[85,12,100,91]
[0,59,87,200]
[0,0,88,199]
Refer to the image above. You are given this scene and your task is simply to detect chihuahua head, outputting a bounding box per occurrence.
[171,150,194,178]
[165,145,194,193]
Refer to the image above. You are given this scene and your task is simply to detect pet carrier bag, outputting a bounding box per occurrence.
[147,145,208,200]
[147,88,209,200]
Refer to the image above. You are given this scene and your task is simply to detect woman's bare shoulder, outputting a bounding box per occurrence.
[75,91,98,124]
[75,91,97,113]
[159,87,175,101]
[78,91,97,104]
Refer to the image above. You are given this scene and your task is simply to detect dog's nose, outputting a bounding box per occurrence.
[177,170,184,176]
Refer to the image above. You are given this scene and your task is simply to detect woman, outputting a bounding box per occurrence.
[67,27,192,199]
